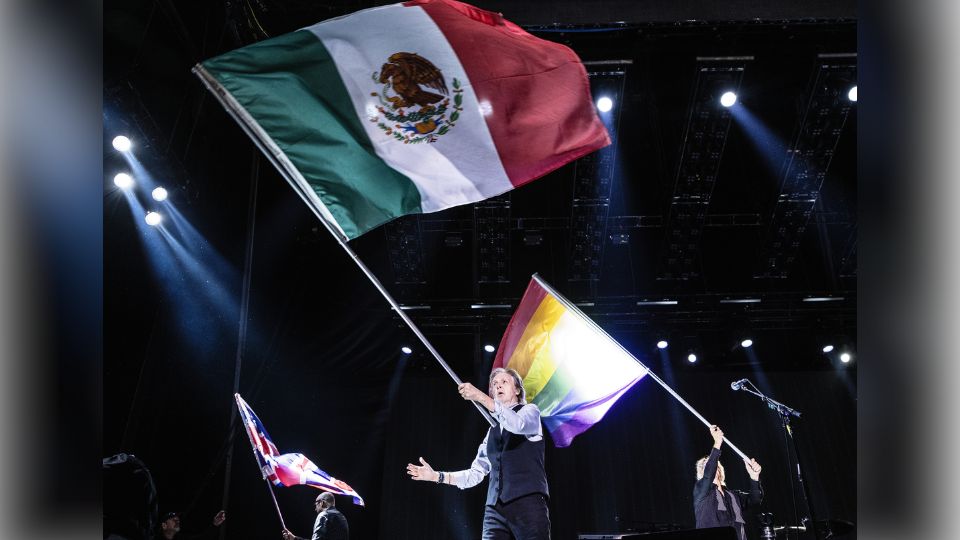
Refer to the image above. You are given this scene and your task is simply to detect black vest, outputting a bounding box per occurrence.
[485,404,549,505]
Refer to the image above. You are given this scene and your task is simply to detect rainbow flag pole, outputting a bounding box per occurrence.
[493,274,748,457]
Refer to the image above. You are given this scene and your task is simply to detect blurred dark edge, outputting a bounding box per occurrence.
[859,0,941,538]
[2,0,954,538]
[2,0,104,538]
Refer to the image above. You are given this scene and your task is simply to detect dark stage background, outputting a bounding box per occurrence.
[105,283,855,539]
[104,0,857,539]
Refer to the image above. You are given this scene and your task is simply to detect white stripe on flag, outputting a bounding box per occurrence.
[551,310,647,390]
[305,4,514,212]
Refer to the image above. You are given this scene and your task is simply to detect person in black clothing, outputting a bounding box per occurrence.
[406,367,550,540]
[282,492,349,540]
[693,425,763,540]
[156,510,225,540]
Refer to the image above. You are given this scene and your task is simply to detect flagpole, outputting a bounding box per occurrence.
[530,274,749,460]
[310,211,497,428]
[197,66,495,427]
[265,481,287,530]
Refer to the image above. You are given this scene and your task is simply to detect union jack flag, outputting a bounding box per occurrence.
[273,453,365,506]
[235,394,281,479]
[234,394,364,506]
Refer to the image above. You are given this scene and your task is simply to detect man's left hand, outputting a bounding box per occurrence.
[213,510,226,527]
[744,458,762,480]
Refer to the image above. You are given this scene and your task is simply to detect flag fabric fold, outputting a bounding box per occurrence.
[492,277,648,447]
[235,393,282,479]
[235,395,365,506]
[196,0,609,240]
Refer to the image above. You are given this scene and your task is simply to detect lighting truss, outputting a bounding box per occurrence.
[384,216,426,284]
[568,198,607,282]
[568,69,626,283]
[405,291,854,332]
[475,197,511,284]
[658,57,749,280]
[754,53,856,278]
[838,225,857,278]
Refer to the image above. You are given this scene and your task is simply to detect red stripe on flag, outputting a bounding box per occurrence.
[492,279,548,371]
[409,0,610,185]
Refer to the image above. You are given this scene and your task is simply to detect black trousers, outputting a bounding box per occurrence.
[481,493,551,540]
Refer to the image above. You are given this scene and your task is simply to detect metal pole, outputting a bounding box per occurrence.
[309,215,494,427]
[265,480,287,530]
[219,152,261,539]
[736,382,817,540]
[194,64,494,427]
[783,415,821,540]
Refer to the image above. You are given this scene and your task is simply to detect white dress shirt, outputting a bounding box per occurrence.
[448,400,543,489]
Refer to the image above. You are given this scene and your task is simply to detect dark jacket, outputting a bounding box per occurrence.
[693,448,763,540]
[311,507,349,540]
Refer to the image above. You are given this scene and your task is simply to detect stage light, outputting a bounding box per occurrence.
[152,187,168,202]
[657,340,668,349]
[687,353,697,363]
[822,345,835,353]
[720,91,737,107]
[610,233,630,245]
[847,86,857,102]
[113,172,133,189]
[523,231,544,246]
[401,346,412,355]
[145,211,162,226]
[112,135,132,152]
[484,344,495,353]
[596,96,613,112]
[840,352,852,363]
[478,100,493,116]
[740,339,753,348]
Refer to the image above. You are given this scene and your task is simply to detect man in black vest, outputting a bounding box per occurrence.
[407,367,550,540]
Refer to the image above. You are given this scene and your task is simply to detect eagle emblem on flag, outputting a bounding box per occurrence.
[370,52,464,144]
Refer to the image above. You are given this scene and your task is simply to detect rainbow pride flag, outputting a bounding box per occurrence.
[492,276,648,447]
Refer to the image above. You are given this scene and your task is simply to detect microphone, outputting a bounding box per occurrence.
[730,379,748,391]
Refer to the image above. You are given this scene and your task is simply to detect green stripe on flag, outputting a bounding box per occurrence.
[202,30,422,239]
[530,359,575,417]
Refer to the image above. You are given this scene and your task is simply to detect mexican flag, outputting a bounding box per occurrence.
[195,0,609,240]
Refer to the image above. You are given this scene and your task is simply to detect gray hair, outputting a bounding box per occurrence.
[695,456,726,485]
[488,367,526,404]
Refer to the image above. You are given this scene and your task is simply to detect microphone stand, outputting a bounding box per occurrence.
[736,381,821,540]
